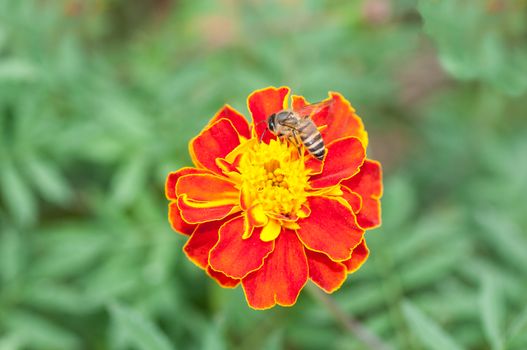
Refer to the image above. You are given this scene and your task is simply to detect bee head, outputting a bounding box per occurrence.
[267,113,277,133]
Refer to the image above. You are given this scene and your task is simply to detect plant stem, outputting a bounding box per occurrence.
[306,283,393,350]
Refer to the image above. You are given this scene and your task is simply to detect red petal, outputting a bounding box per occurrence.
[165,167,206,200]
[242,230,308,309]
[176,174,238,202]
[342,160,382,229]
[168,202,196,235]
[216,155,242,174]
[297,196,363,261]
[209,216,274,279]
[175,173,239,224]
[291,95,308,110]
[190,118,241,174]
[293,93,368,146]
[177,195,238,224]
[207,266,240,288]
[309,137,365,189]
[342,239,369,273]
[183,221,222,269]
[306,249,347,293]
[304,156,324,175]
[314,92,368,146]
[341,185,362,213]
[247,86,290,143]
[209,105,251,139]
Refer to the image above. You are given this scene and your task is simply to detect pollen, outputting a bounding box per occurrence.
[238,139,310,220]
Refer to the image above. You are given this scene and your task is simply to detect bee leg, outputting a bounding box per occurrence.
[287,136,302,157]
[291,130,303,157]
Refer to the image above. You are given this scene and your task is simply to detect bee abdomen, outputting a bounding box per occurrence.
[300,125,325,160]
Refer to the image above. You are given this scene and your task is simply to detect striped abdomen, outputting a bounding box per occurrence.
[298,120,325,160]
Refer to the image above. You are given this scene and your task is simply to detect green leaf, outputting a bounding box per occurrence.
[402,301,463,350]
[110,155,149,207]
[0,333,25,350]
[109,302,175,350]
[0,155,37,226]
[475,212,527,275]
[379,176,416,229]
[339,283,385,314]
[418,0,527,96]
[0,59,37,82]
[32,226,109,278]
[413,285,478,321]
[399,238,468,290]
[202,318,227,350]
[2,309,80,350]
[507,305,527,347]
[83,251,144,304]
[0,27,6,50]
[480,274,505,350]
[23,281,93,314]
[22,154,72,205]
[0,226,23,283]
[260,329,284,350]
[460,259,525,304]
[288,326,339,350]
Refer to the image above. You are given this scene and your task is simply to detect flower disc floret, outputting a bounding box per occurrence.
[238,139,309,219]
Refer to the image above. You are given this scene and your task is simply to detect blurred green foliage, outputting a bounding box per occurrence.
[1,0,526,349]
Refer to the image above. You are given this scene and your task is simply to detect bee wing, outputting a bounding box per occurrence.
[293,100,333,119]
[278,116,300,129]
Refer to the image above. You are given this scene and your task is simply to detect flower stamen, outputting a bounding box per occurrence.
[238,139,310,231]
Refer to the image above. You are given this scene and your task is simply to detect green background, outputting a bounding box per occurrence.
[1,0,527,349]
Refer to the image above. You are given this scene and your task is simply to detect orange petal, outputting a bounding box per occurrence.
[306,249,347,293]
[208,104,251,139]
[342,160,382,229]
[282,221,300,230]
[314,92,368,147]
[341,239,370,273]
[178,195,238,224]
[242,215,255,239]
[309,137,365,189]
[190,118,241,174]
[183,220,222,269]
[216,154,243,174]
[209,216,274,279]
[247,204,268,227]
[176,173,239,224]
[298,204,311,218]
[207,266,240,288]
[240,184,252,211]
[247,86,290,143]
[242,230,308,310]
[291,95,308,110]
[168,202,196,235]
[176,173,238,202]
[297,196,363,261]
[165,167,206,200]
[341,185,362,213]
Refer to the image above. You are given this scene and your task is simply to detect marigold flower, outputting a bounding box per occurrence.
[166,87,382,309]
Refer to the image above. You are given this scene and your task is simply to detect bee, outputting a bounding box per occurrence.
[265,101,332,160]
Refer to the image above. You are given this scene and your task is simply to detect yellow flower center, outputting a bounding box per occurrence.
[238,139,310,220]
